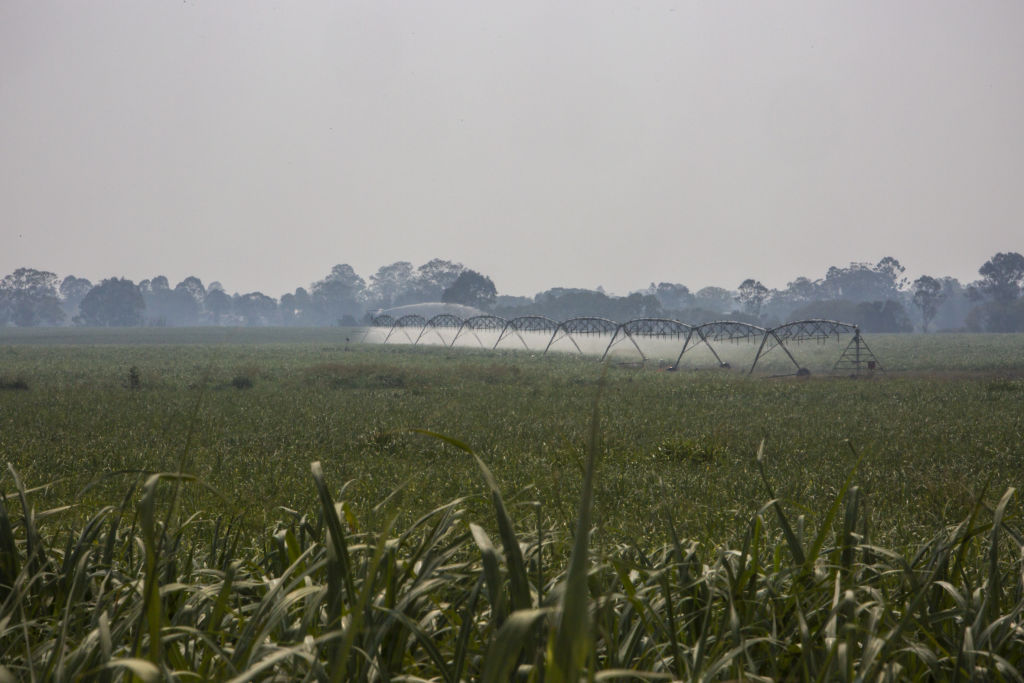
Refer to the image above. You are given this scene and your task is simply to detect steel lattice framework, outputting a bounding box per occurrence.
[545,317,620,355]
[506,315,561,332]
[449,315,508,348]
[752,319,882,376]
[493,316,560,350]
[770,318,858,342]
[698,320,767,342]
[382,314,427,344]
[414,314,464,345]
[369,313,884,375]
[673,321,767,369]
[602,318,694,362]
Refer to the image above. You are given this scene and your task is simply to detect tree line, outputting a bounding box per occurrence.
[2,253,1023,333]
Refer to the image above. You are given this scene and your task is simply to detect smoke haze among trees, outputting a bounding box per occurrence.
[2,253,1024,333]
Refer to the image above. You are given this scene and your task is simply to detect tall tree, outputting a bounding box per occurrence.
[234,292,278,326]
[60,275,94,323]
[139,276,174,325]
[693,286,734,313]
[77,278,145,326]
[204,288,233,324]
[783,276,818,303]
[648,282,693,311]
[368,261,415,309]
[614,292,663,319]
[60,276,93,303]
[911,275,945,332]
[978,252,1024,304]
[175,276,206,303]
[411,259,464,302]
[932,277,973,331]
[0,268,64,326]
[735,279,769,318]
[278,288,313,325]
[441,270,497,309]
[279,292,299,324]
[820,258,906,302]
[875,256,908,291]
[311,264,366,324]
[165,277,205,325]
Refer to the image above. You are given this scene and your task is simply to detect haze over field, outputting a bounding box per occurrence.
[2,1,1022,296]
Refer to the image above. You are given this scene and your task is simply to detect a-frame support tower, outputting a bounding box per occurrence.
[832,330,883,376]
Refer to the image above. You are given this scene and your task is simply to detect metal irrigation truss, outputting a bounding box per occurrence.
[369,314,883,376]
[545,317,620,355]
[449,315,508,348]
[414,314,463,345]
[381,314,427,344]
[752,319,883,376]
[602,318,694,362]
[495,316,560,350]
[674,321,767,370]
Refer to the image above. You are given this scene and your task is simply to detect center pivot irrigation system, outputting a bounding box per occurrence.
[370,313,883,376]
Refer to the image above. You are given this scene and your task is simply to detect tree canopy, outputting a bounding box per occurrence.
[441,270,497,309]
[911,275,945,333]
[736,279,769,318]
[77,278,145,326]
[978,252,1024,304]
[0,268,64,327]
[311,264,366,324]
[3,251,1023,332]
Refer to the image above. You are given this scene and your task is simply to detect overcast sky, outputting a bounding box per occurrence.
[2,1,1022,297]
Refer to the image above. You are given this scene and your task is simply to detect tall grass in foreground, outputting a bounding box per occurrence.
[2,439,1024,680]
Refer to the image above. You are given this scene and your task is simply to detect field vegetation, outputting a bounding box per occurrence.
[1,327,1023,679]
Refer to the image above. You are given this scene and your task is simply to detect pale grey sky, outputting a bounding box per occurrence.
[2,1,1021,297]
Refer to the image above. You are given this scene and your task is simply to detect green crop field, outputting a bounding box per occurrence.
[2,327,1023,680]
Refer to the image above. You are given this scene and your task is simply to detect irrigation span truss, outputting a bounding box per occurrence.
[370,314,883,376]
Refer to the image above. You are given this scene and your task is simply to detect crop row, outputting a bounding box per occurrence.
[2,434,1023,680]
